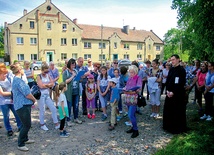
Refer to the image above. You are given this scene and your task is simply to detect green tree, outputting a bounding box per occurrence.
[171,0,214,61]
[0,26,5,58]
[163,28,189,62]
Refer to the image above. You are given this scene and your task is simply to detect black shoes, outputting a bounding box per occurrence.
[126,128,134,133]
[126,128,139,138]
[131,130,139,138]
[7,130,13,136]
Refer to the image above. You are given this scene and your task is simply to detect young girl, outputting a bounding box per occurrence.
[85,74,97,119]
[56,82,70,137]
[97,66,111,121]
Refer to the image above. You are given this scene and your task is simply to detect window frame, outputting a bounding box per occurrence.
[84,54,91,60]
[17,54,24,61]
[30,38,37,45]
[72,53,78,59]
[124,54,129,59]
[99,54,106,60]
[72,38,77,46]
[31,54,37,60]
[47,38,52,45]
[47,22,52,30]
[16,37,24,44]
[137,43,142,50]
[61,53,67,61]
[30,21,34,29]
[61,38,67,46]
[62,24,67,31]
[114,42,117,49]
[99,42,106,49]
[124,43,130,50]
[84,42,92,49]
[156,45,160,51]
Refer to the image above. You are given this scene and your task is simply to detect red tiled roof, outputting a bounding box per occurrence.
[78,24,163,44]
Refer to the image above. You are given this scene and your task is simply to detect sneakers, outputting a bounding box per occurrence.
[154,113,159,118]
[7,130,13,136]
[206,115,212,121]
[25,139,35,144]
[41,125,49,131]
[67,121,75,127]
[116,115,122,122]
[17,146,29,151]
[60,132,69,138]
[150,113,155,117]
[119,111,123,114]
[55,124,60,129]
[101,114,107,121]
[200,114,208,120]
[74,119,82,124]
[125,121,132,126]
[87,113,92,119]
[123,112,128,117]
[91,114,96,119]
[108,125,115,131]
[63,130,70,135]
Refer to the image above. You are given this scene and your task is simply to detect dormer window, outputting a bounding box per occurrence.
[47,22,51,30]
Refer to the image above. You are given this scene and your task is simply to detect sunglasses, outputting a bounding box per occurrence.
[114,62,118,64]
[88,61,92,63]
[44,71,49,74]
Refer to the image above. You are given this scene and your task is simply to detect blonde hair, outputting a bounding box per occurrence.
[128,65,138,75]
[0,63,8,74]
[55,82,66,97]
[10,64,22,74]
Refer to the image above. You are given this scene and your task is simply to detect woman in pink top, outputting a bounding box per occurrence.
[190,62,208,112]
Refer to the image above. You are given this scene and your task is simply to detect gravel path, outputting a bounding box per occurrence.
[0,94,177,155]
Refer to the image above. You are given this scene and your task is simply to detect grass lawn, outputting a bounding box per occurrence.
[155,106,214,155]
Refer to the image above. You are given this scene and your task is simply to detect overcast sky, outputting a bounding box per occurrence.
[0,0,178,39]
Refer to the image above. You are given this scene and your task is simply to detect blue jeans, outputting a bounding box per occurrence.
[118,94,122,112]
[72,95,79,119]
[1,104,22,131]
[16,105,32,147]
[67,100,72,121]
[128,105,138,130]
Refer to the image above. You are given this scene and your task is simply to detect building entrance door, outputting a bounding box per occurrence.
[46,51,53,64]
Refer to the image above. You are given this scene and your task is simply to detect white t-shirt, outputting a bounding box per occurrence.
[97,75,111,87]
[162,68,169,84]
[58,93,68,107]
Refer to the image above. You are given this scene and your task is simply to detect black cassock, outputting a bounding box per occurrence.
[163,65,187,134]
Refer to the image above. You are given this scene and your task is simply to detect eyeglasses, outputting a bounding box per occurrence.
[114,62,118,64]
[88,61,91,63]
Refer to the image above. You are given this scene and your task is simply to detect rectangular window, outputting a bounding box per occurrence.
[72,53,78,59]
[84,54,91,60]
[137,54,142,60]
[31,54,37,60]
[62,24,67,30]
[61,38,67,45]
[113,54,118,60]
[61,53,67,61]
[72,38,77,46]
[47,22,51,30]
[47,39,52,45]
[17,54,24,61]
[156,54,160,59]
[137,43,142,50]
[16,37,24,44]
[30,38,37,45]
[148,44,151,50]
[124,44,129,50]
[99,54,105,60]
[99,42,106,49]
[124,54,129,59]
[30,21,34,29]
[19,24,22,29]
[84,42,91,49]
[114,42,117,49]
[156,46,160,51]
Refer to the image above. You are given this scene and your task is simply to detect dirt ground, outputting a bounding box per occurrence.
[1,93,190,155]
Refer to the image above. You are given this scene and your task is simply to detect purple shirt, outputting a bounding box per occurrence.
[125,75,142,90]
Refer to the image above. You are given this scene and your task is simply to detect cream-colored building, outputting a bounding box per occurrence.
[4,0,164,64]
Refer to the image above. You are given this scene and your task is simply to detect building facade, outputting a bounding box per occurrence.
[4,0,164,64]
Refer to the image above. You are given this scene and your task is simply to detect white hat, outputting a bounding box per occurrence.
[108,78,117,84]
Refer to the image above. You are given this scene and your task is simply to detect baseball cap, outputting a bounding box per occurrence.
[87,74,94,79]
[108,78,117,84]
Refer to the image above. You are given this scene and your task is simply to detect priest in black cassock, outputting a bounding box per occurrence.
[163,54,187,134]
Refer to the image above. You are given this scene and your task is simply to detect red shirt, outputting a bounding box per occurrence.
[197,71,207,86]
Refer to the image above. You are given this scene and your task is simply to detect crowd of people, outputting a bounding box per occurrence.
[0,55,213,151]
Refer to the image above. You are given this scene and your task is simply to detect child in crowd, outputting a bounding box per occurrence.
[56,82,70,138]
[85,74,97,119]
[108,78,120,130]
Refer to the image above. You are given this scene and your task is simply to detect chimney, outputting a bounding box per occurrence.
[23,9,27,16]
[123,25,129,34]
[133,27,136,30]
[73,18,78,24]
[46,0,51,3]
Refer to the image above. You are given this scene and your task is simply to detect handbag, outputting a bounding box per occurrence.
[121,93,138,106]
[31,85,41,100]
[137,95,147,107]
